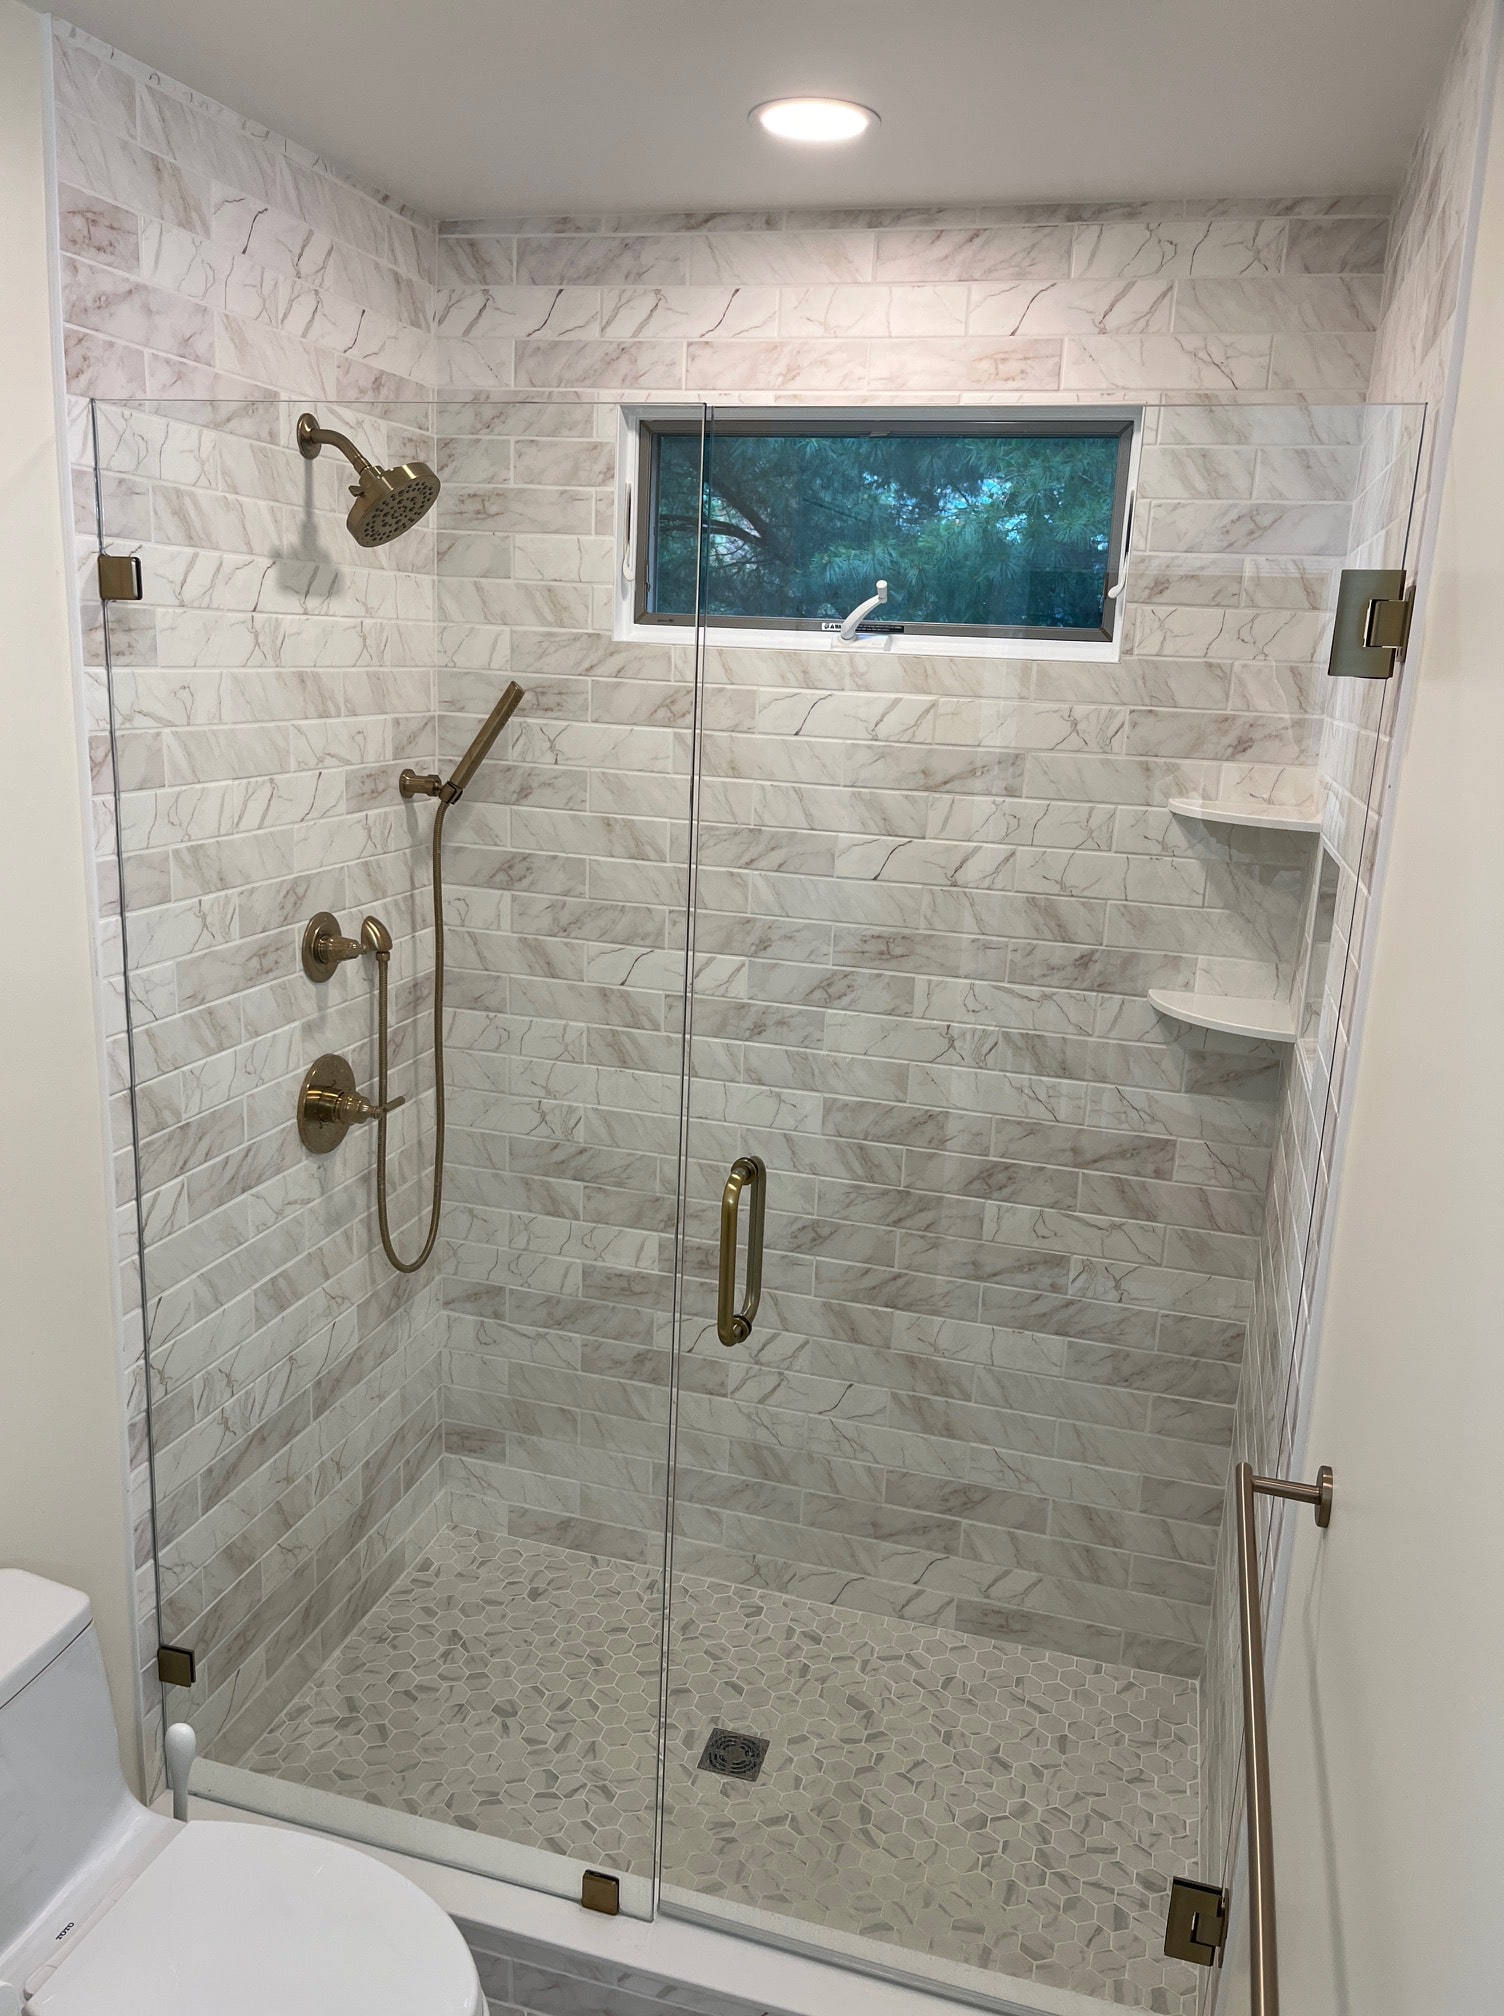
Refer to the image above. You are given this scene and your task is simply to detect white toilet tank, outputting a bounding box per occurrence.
[0,1568,484,2016]
[0,1570,162,1982]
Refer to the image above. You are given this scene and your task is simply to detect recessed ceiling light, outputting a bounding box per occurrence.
[751,98,879,144]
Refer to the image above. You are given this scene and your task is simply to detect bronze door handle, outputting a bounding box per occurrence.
[716,1155,766,1347]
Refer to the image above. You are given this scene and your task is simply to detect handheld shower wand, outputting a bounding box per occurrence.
[399,681,525,803]
[365,682,525,1274]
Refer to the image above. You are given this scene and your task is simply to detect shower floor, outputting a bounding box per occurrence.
[237,1526,1202,2012]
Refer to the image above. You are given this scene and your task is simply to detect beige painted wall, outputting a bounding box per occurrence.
[0,0,139,1787]
[1221,42,1504,2016]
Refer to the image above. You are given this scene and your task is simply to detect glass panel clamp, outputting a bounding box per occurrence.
[580,1870,620,1915]
[96,553,143,602]
[156,1644,197,1687]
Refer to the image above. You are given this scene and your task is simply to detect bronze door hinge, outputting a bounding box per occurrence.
[1164,1877,1228,1966]
[1327,567,1413,679]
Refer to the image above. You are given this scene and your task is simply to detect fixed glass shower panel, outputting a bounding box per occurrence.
[659,402,1424,2009]
[92,394,698,1913]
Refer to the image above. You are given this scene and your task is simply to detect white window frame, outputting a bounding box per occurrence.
[613,402,1143,661]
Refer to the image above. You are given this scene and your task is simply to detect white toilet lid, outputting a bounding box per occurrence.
[27,1821,483,2016]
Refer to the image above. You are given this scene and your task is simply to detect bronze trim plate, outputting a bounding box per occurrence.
[298,1054,360,1153]
[301,911,363,983]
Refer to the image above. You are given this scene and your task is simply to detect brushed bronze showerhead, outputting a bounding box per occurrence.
[297,411,440,548]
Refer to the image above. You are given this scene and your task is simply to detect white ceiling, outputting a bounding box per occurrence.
[41,0,1467,221]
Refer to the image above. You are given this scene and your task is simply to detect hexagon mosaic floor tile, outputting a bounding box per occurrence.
[238,1526,1202,2012]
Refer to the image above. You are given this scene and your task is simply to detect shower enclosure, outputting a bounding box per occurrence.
[91,390,1423,2012]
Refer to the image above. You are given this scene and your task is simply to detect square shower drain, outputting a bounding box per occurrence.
[697,1728,770,1782]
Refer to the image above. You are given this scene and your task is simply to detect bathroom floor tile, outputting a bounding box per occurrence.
[662,1575,1202,2013]
[237,1525,1201,2012]
[237,1527,664,1868]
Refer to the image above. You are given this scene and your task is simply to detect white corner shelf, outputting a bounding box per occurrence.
[1167,795,1323,835]
[1148,989,1298,1043]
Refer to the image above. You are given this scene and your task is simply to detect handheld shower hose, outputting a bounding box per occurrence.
[367,680,524,1274]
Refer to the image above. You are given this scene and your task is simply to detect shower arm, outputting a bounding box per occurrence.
[296,412,378,481]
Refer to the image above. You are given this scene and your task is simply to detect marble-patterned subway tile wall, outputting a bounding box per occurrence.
[53,20,451,1764]
[430,194,1393,1678]
[434,201,1388,399]
[431,396,688,1557]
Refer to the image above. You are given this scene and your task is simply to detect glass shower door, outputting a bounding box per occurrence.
[658,399,1424,2008]
[91,392,697,1915]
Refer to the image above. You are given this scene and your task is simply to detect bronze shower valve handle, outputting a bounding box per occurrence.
[296,1055,406,1155]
